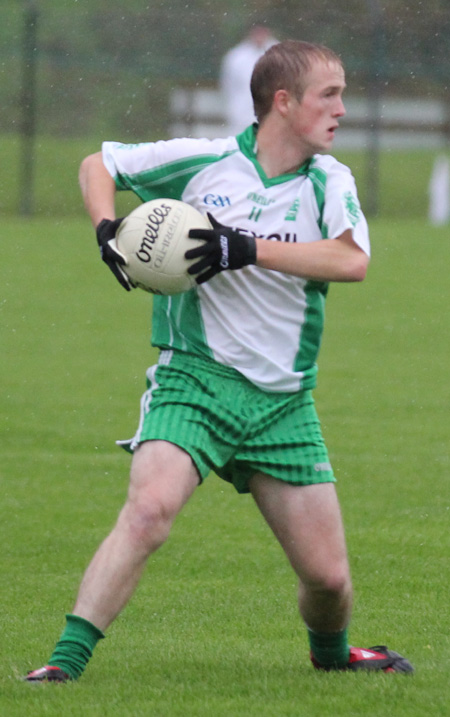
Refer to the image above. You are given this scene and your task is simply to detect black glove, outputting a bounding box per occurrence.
[96,218,135,291]
[186,213,257,285]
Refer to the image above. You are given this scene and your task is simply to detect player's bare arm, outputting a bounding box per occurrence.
[255,229,369,283]
[79,152,134,292]
[187,220,368,285]
[79,152,117,227]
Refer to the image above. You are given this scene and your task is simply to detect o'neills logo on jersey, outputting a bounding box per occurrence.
[135,202,177,264]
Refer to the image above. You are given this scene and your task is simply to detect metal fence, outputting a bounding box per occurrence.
[4,1,450,139]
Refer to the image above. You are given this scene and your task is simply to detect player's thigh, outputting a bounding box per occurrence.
[128,439,200,519]
[249,473,350,586]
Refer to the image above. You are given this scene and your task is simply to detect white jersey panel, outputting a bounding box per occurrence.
[194,268,308,392]
[178,151,318,391]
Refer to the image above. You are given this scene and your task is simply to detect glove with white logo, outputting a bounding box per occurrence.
[96,218,135,292]
[186,213,257,285]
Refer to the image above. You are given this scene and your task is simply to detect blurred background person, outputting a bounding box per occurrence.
[220,22,278,134]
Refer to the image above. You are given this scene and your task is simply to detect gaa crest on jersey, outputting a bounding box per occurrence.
[343,191,361,226]
[204,193,231,207]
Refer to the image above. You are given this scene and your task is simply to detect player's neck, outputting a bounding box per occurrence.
[256,120,311,178]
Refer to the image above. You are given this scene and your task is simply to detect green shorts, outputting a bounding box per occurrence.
[118,350,335,494]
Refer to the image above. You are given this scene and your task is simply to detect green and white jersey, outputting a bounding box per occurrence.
[102,126,370,393]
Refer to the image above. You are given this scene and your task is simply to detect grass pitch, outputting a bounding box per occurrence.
[1,215,449,716]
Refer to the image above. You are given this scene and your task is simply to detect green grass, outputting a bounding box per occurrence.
[1,216,449,716]
[0,134,142,219]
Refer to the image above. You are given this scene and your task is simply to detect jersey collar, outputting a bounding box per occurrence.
[236,124,311,187]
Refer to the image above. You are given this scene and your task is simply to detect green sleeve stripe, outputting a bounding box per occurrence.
[115,151,237,201]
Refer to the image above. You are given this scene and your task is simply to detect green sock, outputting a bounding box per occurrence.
[307,627,350,668]
[47,614,105,680]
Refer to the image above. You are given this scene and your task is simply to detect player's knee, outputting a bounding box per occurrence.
[119,497,174,552]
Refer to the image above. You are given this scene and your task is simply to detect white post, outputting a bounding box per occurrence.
[428,155,450,226]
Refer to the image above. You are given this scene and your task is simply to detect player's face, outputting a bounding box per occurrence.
[286,59,346,155]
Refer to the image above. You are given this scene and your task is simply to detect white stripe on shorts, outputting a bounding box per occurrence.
[115,361,163,452]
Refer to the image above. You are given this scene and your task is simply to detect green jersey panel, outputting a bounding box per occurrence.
[152,290,214,359]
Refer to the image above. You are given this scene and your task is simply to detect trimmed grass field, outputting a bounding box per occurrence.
[1,214,449,716]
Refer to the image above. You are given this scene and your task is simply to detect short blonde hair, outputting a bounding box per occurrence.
[251,40,343,123]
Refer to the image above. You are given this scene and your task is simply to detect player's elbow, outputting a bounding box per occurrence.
[79,152,103,185]
[345,251,369,282]
[79,154,93,188]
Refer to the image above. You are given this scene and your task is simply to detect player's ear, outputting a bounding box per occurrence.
[273,89,292,117]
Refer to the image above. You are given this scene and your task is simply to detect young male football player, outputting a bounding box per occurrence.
[25,40,413,682]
